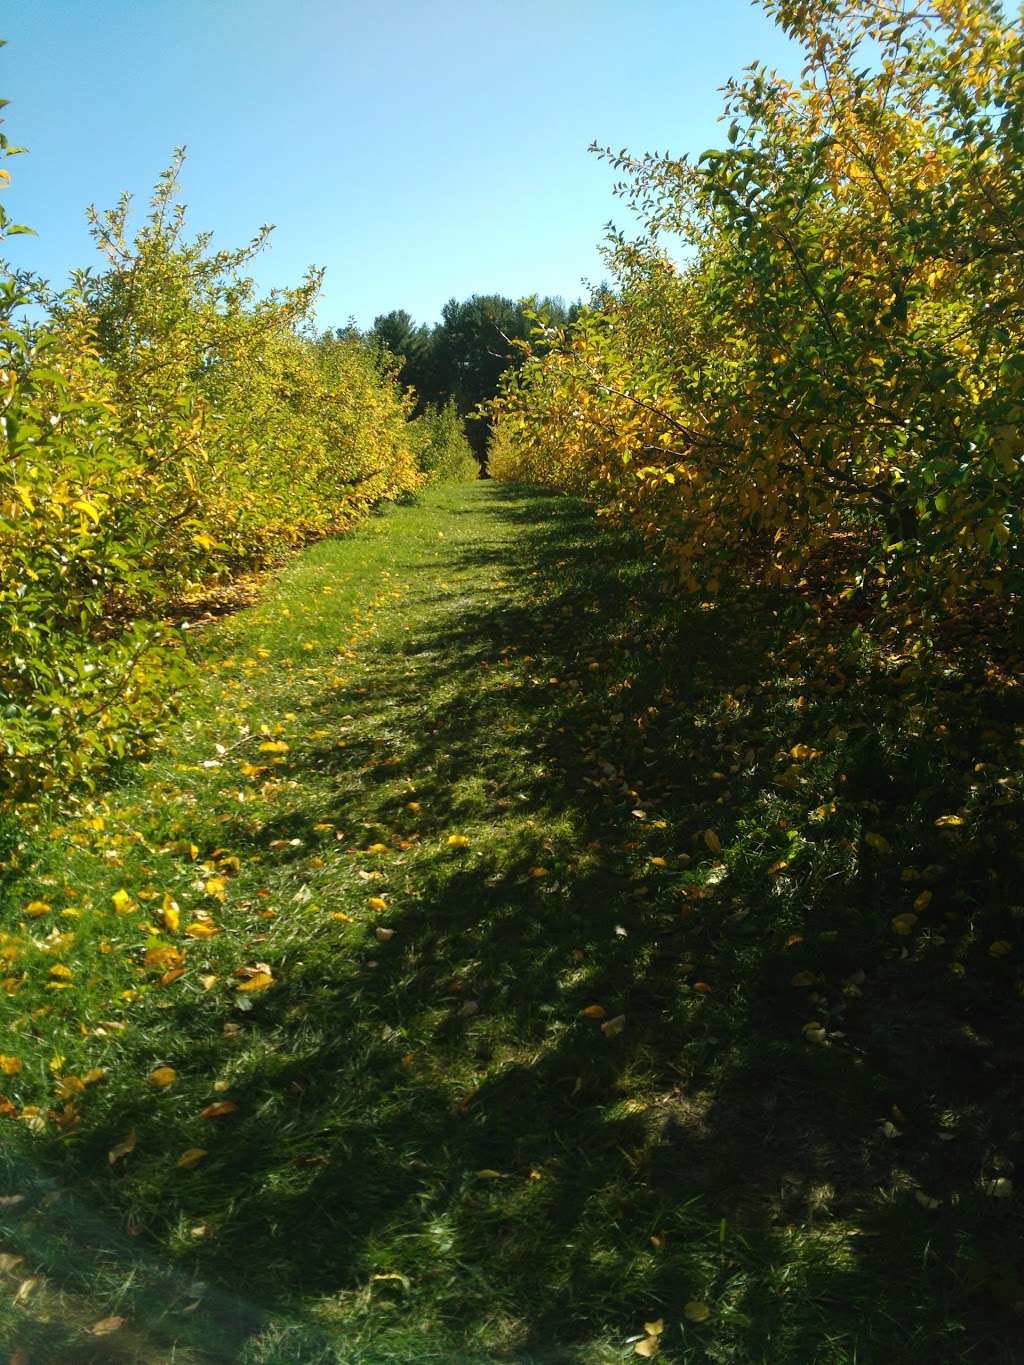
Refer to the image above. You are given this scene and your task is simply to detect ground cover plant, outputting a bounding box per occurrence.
[1,482,1023,1363]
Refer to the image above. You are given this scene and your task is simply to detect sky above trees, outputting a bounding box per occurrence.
[3,0,798,331]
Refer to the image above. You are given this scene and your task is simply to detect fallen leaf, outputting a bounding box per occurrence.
[149,1066,177,1088]
[0,1253,24,1273]
[90,1316,126,1336]
[176,1148,208,1169]
[375,927,395,941]
[0,1055,22,1076]
[635,1338,660,1358]
[108,1130,137,1165]
[112,889,133,914]
[447,834,470,848]
[200,1101,239,1120]
[684,1301,711,1322]
[367,896,387,911]
[236,971,273,992]
[703,829,721,853]
[601,1014,626,1039]
[581,1004,607,1019]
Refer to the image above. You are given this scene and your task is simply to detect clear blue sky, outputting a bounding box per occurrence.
[2,0,798,331]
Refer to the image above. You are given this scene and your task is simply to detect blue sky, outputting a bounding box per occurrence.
[2,0,798,331]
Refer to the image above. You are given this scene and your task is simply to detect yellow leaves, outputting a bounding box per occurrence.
[192,532,217,550]
[160,895,180,932]
[0,1055,22,1075]
[144,944,184,972]
[112,889,134,914]
[703,829,721,853]
[186,920,220,938]
[447,834,470,848]
[891,913,918,936]
[367,896,388,911]
[149,1066,177,1088]
[258,740,289,754]
[23,900,51,918]
[72,498,102,525]
[913,890,933,912]
[581,1004,607,1019]
[204,877,227,901]
[934,814,964,828]
[683,1301,711,1323]
[529,865,550,877]
[789,743,821,760]
[365,842,389,854]
[235,964,274,991]
[177,1147,208,1169]
[48,964,73,981]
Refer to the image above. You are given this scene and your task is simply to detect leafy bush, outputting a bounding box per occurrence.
[492,0,1024,643]
[1,145,421,810]
[415,397,478,482]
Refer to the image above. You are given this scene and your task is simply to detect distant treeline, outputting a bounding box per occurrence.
[351,295,589,460]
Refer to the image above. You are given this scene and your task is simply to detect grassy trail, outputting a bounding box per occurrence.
[2,482,1023,1363]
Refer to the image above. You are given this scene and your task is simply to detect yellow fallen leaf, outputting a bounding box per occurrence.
[0,1055,22,1075]
[447,834,470,848]
[366,842,389,854]
[89,1315,126,1337]
[0,1253,24,1273]
[149,1066,177,1088]
[82,1067,108,1085]
[934,814,964,828]
[581,1004,607,1019]
[891,913,918,936]
[199,974,218,990]
[23,901,51,918]
[49,964,73,980]
[258,740,289,754]
[236,971,274,992]
[144,945,184,971]
[112,889,133,914]
[187,921,220,938]
[176,1148,208,1169]
[635,1338,660,1358]
[375,926,395,941]
[683,1301,711,1322]
[529,866,550,877]
[989,940,1012,957]
[643,1318,665,1336]
[367,896,388,911]
[703,829,721,853]
[331,911,353,923]
[204,877,227,901]
[913,890,933,911]
[160,894,180,932]
[601,1014,626,1039]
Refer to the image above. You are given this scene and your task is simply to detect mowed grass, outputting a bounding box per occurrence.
[1,479,1024,1363]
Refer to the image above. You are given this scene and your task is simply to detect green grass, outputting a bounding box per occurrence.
[1,480,1023,1362]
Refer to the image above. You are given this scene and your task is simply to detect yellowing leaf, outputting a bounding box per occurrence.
[144,945,183,971]
[176,1148,208,1169]
[601,1014,626,1039]
[683,1301,711,1322]
[891,913,918,936]
[48,964,72,980]
[0,1055,22,1075]
[366,842,389,854]
[913,890,933,911]
[367,896,388,911]
[149,1066,177,1088]
[187,921,220,938]
[581,1004,607,1019]
[447,834,470,848]
[258,740,289,754]
[160,895,180,932]
[23,900,51,918]
[112,889,133,914]
[635,1338,660,1358]
[703,829,721,853]
[375,926,395,941]
[204,877,227,901]
[236,971,273,992]
[934,814,964,828]
[643,1319,665,1337]
[529,865,550,877]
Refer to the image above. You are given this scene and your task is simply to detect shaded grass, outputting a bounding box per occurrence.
[1,480,1023,1362]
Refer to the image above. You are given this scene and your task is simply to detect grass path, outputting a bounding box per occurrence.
[2,482,1023,1363]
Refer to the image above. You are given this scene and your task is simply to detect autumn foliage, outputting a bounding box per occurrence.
[1,149,423,807]
[491,0,1024,640]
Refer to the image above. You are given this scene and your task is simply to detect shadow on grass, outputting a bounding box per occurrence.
[7,484,1024,1363]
